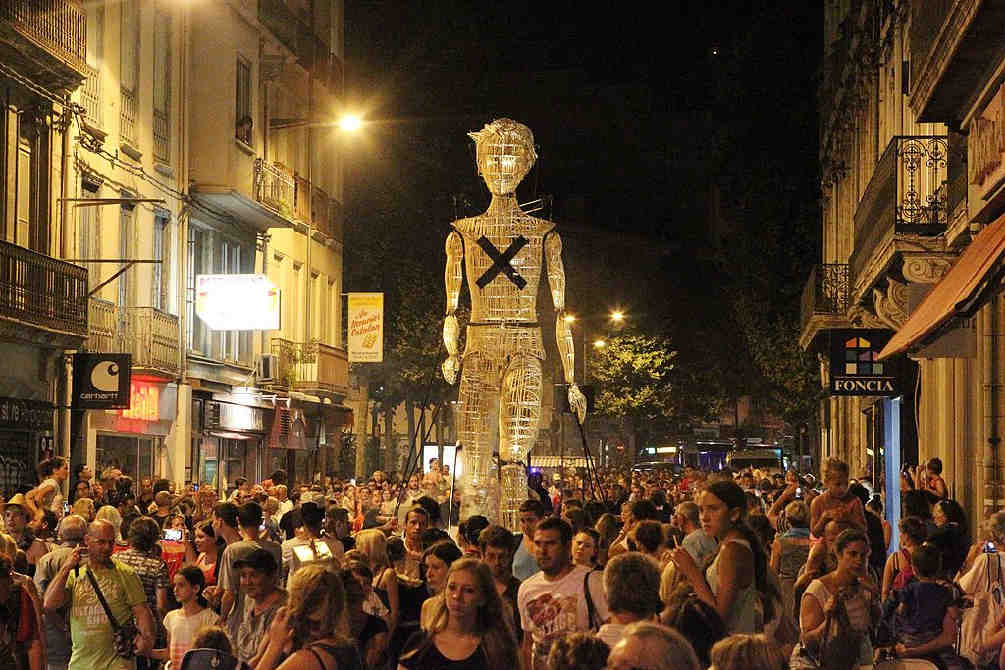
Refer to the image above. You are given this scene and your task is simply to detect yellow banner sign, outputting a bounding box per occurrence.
[347,293,383,362]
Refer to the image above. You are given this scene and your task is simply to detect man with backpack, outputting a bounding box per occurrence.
[517,517,607,670]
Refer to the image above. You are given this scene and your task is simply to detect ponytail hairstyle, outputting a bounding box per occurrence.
[704,480,778,621]
[176,565,208,608]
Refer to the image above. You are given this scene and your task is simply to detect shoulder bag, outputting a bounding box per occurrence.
[83,567,140,659]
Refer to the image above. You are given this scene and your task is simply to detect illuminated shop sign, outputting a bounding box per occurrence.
[828,330,900,397]
[119,382,160,421]
[72,353,132,409]
[195,274,280,331]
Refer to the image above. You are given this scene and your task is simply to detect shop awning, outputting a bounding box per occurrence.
[879,214,1005,360]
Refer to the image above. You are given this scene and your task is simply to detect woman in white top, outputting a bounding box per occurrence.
[791,528,879,669]
[671,480,775,634]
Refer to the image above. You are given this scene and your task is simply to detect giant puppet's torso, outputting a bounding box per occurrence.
[453,212,555,362]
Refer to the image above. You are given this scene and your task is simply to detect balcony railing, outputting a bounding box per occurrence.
[254,159,295,219]
[800,264,849,333]
[120,86,138,147]
[87,297,117,353]
[124,307,179,375]
[80,65,101,128]
[0,239,87,337]
[271,338,348,393]
[850,136,948,287]
[0,0,87,74]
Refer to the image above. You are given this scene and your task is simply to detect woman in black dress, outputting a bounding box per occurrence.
[398,558,517,670]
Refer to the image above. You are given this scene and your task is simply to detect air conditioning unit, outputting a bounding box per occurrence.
[256,353,278,383]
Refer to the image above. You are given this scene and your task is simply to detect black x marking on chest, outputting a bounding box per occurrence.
[475,235,528,289]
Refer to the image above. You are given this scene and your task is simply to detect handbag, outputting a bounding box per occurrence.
[83,567,140,659]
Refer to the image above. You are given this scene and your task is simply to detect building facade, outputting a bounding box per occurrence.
[61,0,348,495]
[0,1,90,496]
[802,0,1005,533]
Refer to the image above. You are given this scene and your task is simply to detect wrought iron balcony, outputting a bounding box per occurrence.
[0,239,87,339]
[850,136,948,290]
[271,338,348,395]
[87,297,117,353]
[0,0,87,91]
[124,307,179,376]
[801,264,849,332]
[254,159,296,219]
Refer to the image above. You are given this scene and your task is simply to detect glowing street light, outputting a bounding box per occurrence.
[338,114,363,132]
[563,313,577,324]
[593,339,607,348]
[610,310,625,323]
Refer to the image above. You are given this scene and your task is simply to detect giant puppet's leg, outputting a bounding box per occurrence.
[498,354,544,530]
[456,353,498,522]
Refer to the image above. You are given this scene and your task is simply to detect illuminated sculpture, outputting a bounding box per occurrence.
[442,119,586,529]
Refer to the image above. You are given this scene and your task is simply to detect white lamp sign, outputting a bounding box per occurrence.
[195,274,281,331]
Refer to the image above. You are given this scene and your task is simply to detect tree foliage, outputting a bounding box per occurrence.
[589,332,678,442]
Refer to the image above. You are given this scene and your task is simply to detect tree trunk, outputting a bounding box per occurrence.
[383,407,394,474]
[405,396,416,478]
[355,385,370,479]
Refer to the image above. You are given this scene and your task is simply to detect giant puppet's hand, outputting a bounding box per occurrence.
[568,383,587,424]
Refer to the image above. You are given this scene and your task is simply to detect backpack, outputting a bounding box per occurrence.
[662,582,726,667]
[959,553,1004,667]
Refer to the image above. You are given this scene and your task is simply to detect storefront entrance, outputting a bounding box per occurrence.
[96,434,158,484]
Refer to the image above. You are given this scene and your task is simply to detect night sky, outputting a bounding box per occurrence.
[343,1,822,403]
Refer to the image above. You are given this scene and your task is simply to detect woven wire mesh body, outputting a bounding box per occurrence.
[447,120,565,528]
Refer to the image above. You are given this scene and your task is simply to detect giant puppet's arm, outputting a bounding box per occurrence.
[442,231,464,384]
[545,231,587,423]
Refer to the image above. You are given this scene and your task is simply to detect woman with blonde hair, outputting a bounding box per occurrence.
[95,504,126,546]
[355,528,400,636]
[398,558,517,670]
[256,564,363,670]
[71,497,95,523]
[710,634,786,670]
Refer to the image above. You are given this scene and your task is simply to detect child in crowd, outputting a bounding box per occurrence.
[879,543,968,670]
[154,566,219,670]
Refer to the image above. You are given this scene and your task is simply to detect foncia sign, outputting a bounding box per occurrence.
[828,331,899,397]
[72,353,132,409]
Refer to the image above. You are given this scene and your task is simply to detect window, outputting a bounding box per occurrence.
[153,3,171,162]
[236,59,252,144]
[120,0,139,146]
[118,204,135,313]
[15,137,30,248]
[152,212,170,311]
[219,239,242,361]
[289,263,301,342]
[188,226,208,353]
[79,194,101,292]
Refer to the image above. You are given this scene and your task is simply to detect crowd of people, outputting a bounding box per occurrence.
[0,453,998,670]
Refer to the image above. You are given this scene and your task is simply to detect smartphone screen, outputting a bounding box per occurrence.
[163,529,183,542]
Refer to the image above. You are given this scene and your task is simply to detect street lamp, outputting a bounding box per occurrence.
[563,311,624,382]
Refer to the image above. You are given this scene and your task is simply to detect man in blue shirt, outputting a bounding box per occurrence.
[512,499,546,581]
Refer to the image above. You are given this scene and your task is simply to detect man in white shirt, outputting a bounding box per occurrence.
[517,517,608,670]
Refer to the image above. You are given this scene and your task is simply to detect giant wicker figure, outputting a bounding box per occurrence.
[442,119,586,529]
